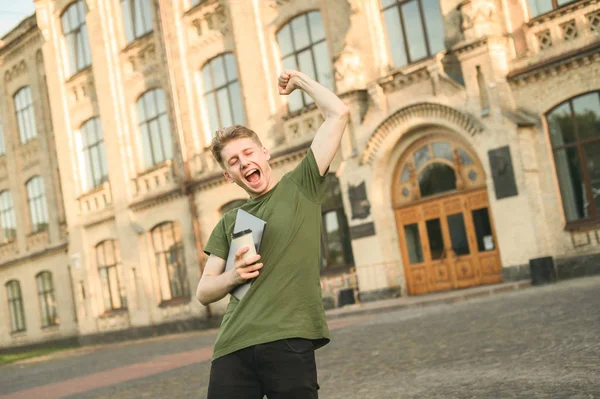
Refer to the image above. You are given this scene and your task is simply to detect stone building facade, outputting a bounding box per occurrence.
[1,0,599,349]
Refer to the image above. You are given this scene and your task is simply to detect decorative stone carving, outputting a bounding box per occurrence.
[360,103,485,165]
[458,0,502,40]
[205,4,228,36]
[4,60,27,83]
[333,46,365,93]
[588,10,600,33]
[367,82,386,113]
[560,19,578,41]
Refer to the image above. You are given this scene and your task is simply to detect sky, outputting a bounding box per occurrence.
[0,0,36,38]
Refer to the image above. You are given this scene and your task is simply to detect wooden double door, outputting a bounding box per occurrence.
[395,189,502,295]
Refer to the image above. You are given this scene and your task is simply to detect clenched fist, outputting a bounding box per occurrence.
[278,69,301,95]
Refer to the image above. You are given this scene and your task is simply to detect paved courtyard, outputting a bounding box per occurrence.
[1,276,599,399]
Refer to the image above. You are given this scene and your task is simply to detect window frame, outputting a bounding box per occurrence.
[380,0,444,68]
[151,221,190,303]
[0,190,17,242]
[6,280,26,333]
[136,88,173,168]
[545,91,600,229]
[36,271,59,327]
[201,53,246,143]
[14,87,37,144]
[80,117,109,190]
[276,11,334,113]
[96,240,128,312]
[26,176,49,233]
[320,175,354,275]
[60,0,92,77]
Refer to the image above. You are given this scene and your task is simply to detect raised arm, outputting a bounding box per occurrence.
[279,70,349,176]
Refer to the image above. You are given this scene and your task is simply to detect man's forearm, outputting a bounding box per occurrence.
[293,73,348,118]
[196,270,238,305]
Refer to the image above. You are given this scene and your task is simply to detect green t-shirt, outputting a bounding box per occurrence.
[203,149,331,360]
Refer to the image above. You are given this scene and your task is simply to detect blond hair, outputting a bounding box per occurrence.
[210,125,263,166]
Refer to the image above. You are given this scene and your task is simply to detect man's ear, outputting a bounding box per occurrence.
[223,170,234,183]
[263,147,271,161]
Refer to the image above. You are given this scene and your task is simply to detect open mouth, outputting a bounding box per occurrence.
[244,169,261,185]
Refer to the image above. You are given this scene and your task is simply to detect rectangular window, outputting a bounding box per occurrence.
[6,281,26,333]
[381,0,445,68]
[36,272,59,327]
[0,191,16,241]
[96,240,127,312]
[151,222,190,301]
[26,176,49,233]
[80,117,108,191]
[137,89,173,167]
[121,0,153,43]
[527,0,576,18]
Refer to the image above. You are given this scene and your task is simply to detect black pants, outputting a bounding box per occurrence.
[207,338,319,399]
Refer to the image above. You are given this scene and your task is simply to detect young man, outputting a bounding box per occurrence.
[196,69,349,399]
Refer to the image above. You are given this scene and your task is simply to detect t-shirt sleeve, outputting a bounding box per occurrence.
[203,217,229,260]
[288,148,328,203]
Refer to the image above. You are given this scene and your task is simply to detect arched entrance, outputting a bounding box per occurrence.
[392,135,502,295]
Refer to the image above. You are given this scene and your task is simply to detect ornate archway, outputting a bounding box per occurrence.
[392,135,502,295]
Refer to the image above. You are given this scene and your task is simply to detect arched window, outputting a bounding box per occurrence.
[121,0,153,43]
[220,199,247,215]
[276,11,333,113]
[61,0,92,76]
[381,0,444,68]
[393,139,483,207]
[36,271,59,327]
[201,53,245,143]
[79,117,108,191]
[136,88,173,168]
[6,280,26,333]
[14,87,37,144]
[96,240,127,312]
[26,176,49,233]
[546,91,600,225]
[151,222,190,302]
[0,190,16,242]
[321,175,354,272]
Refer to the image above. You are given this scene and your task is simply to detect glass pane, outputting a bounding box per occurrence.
[547,103,575,147]
[413,145,430,170]
[140,123,153,167]
[133,0,145,37]
[201,65,213,93]
[229,82,245,125]
[554,147,588,221]
[313,41,334,91]
[121,0,135,42]
[90,148,101,186]
[298,49,316,80]
[527,0,553,17]
[205,92,219,133]
[76,33,86,69]
[67,34,77,74]
[136,98,146,123]
[157,255,172,301]
[458,148,473,165]
[422,0,445,54]
[99,267,112,310]
[81,26,92,67]
[432,142,453,161]
[324,211,344,266]
[401,164,410,182]
[109,267,122,309]
[419,163,457,197]
[141,0,153,34]
[217,87,233,127]
[149,119,164,163]
[291,15,310,50]
[308,11,325,42]
[584,141,600,215]
[155,89,166,113]
[425,218,444,260]
[212,57,226,88]
[224,53,238,80]
[99,144,108,180]
[472,208,495,252]
[381,0,396,7]
[62,12,71,32]
[383,7,407,67]
[447,213,469,255]
[404,223,424,264]
[402,0,428,61]
[572,93,600,141]
[144,92,157,118]
[160,115,173,160]
[276,24,293,56]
